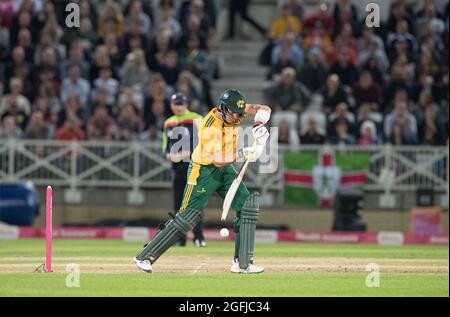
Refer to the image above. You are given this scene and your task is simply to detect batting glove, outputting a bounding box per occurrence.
[240,144,264,162]
[252,124,269,145]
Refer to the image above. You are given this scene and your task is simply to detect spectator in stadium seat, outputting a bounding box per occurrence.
[327,102,355,137]
[78,0,99,30]
[153,0,175,27]
[87,104,118,140]
[332,23,358,64]
[352,71,383,108]
[125,0,152,36]
[284,0,304,21]
[118,87,145,113]
[327,119,355,145]
[124,17,149,52]
[16,28,34,63]
[60,42,90,80]
[179,34,209,79]
[60,64,90,107]
[362,55,386,89]
[3,46,31,86]
[55,115,85,141]
[116,103,142,141]
[321,74,348,115]
[123,0,154,25]
[93,67,119,105]
[332,0,359,38]
[0,113,23,139]
[24,110,54,139]
[355,102,383,140]
[148,28,175,72]
[12,63,33,103]
[267,45,296,80]
[139,121,164,144]
[269,4,301,40]
[33,31,65,66]
[157,50,180,87]
[41,12,64,45]
[415,51,440,82]
[145,100,167,132]
[90,85,113,116]
[144,74,171,128]
[33,82,61,124]
[387,34,415,65]
[176,70,203,107]
[178,13,208,51]
[57,93,86,129]
[89,45,113,84]
[415,3,445,39]
[412,73,443,105]
[387,20,417,58]
[157,5,182,42]
[386,1,414,36]
[297,47,327,94]
[357,120,379,145]
[412,90,446,145]
[120,49,150,89]
[103,33,124,73]
[265,67,311,113]
[302,22,335,64]
[328,47,359,89]
[187,0,212,34]
[278,119,299,146]
[0,77,31,128]
[418,36,445,71]
[420,104,446,145]
[384,100,418,144]
[0,12,10,60]
[98,3,124,40]
[300,117,325,145]
[384,56,414,106]
[303,3,334,36]
[358,34,390,75]
[271,30,304,67]
[10,10,34,46]
[0,0,14,28]
[78,17,99,52]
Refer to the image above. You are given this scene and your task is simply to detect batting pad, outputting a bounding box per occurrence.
[135,208,203,263]
[238,192,260,269]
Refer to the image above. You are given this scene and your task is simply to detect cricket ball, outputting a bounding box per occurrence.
[220,228,229,237]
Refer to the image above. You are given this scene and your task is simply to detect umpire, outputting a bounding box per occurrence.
[163,92,206,247]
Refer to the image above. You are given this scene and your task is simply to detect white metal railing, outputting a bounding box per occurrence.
[0,140,448,205]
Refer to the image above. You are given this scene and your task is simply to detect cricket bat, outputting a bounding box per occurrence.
[221,142,256,221]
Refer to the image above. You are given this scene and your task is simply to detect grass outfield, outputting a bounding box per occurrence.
[0,239,448,296]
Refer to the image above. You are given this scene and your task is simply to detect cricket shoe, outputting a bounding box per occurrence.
[230,259,264,274]
[194,239,207,247]
[134,257,152,273]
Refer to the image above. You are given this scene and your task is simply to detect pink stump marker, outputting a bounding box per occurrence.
[45,186,52,272]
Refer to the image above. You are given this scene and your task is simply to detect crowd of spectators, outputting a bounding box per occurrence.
[0,0,448,148]
[0,0,220,143]
[263,0,448,146]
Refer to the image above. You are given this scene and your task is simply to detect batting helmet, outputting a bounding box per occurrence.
[218,89,247,116]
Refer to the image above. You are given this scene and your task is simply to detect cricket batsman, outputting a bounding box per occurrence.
[134,89,271,274]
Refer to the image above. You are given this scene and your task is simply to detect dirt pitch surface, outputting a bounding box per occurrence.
[0,256,448,275]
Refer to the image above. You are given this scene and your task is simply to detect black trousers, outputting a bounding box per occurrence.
[228,0,266,37]
[173,167,204,241]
